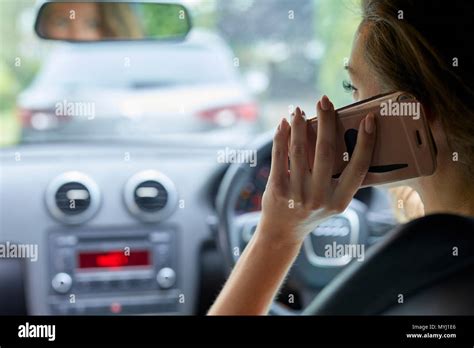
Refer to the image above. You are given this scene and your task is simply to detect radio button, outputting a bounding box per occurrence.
[52,273,72,294]
[78,280,91,291]
[117,279,131,290]
[155,244,170,265]
[56,248,74,271]
[156,267,176,289]
[109,279,122,289]
[110,302,122,314]
[55,235,78,247]
[98,280,111,291]
[51,303,68,314]
[150,232,171,243]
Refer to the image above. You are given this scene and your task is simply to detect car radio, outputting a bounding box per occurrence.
[47,228,180,315]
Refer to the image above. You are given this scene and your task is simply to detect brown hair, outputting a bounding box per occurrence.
[360,0,474,176]
[97,3,144,39]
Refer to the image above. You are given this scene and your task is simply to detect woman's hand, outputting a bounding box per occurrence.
[208,95,376,315]
[258,95,377,247]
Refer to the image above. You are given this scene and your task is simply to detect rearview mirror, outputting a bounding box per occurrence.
[35,2,192,42]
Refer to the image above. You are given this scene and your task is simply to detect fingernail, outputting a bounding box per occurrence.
[365,113,375,134]
[281,117,288,128]
[277,118,284,131]
[294,107,305,121]
[300,109,306,120]
[321,95,330,111]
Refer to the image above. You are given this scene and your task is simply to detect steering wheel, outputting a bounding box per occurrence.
[216,131,373,315]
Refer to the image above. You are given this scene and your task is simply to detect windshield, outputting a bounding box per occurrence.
[0,0,359,146]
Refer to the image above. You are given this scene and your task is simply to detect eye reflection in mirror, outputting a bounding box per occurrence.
[35,2,192,42]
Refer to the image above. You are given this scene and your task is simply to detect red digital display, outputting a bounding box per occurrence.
[78,250,151,270]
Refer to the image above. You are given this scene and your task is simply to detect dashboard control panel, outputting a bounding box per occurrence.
[48,228,180,315]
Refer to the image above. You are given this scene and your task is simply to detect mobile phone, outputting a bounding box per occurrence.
[307,91,437,187]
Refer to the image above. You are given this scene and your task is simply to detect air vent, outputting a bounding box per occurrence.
[124,170,178,223]
[55,182,90,215]
[46,172,101,225]
[134,180,168,212]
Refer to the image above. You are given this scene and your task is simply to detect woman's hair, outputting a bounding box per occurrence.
[98,3,144,39]
[360,0,474,176]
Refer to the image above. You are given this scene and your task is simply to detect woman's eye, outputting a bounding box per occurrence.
[342,80,357,93]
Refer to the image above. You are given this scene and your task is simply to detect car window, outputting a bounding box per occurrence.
[33,43,239,89]
[0,0,360,147]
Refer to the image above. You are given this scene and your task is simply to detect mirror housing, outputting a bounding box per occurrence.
[34,1,192,42]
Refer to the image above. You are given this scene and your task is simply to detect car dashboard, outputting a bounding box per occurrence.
[0,141,397,315]
[0,143,230,315]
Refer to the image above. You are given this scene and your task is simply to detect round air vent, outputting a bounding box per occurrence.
[124,170,178,222]
[55,182,91,215]
[46,172,101,225]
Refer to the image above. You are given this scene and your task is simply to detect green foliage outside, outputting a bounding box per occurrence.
[141,4,192,38]
[0,0,37,147]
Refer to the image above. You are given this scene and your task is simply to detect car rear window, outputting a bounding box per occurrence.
[33,44,239,89]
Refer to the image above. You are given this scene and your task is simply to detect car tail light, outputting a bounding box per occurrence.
[16,108,34,128]
[16,107,68,131]
[198,103,258,127]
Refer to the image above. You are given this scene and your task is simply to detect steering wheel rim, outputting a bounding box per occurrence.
[216,131,371,315]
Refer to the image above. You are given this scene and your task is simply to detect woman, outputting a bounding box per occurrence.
[208,0,474,315]
[39,2,143,41]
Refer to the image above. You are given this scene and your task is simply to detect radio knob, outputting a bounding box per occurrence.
[52,272,72,294]
[156,267,176,289]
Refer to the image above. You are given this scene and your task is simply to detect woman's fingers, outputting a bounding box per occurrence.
[306,113,316,169]
[311,96,337,201]
[268,118,290,195]
[332,113,376,211]
[269,100,376,219]
[289,107,309,202]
